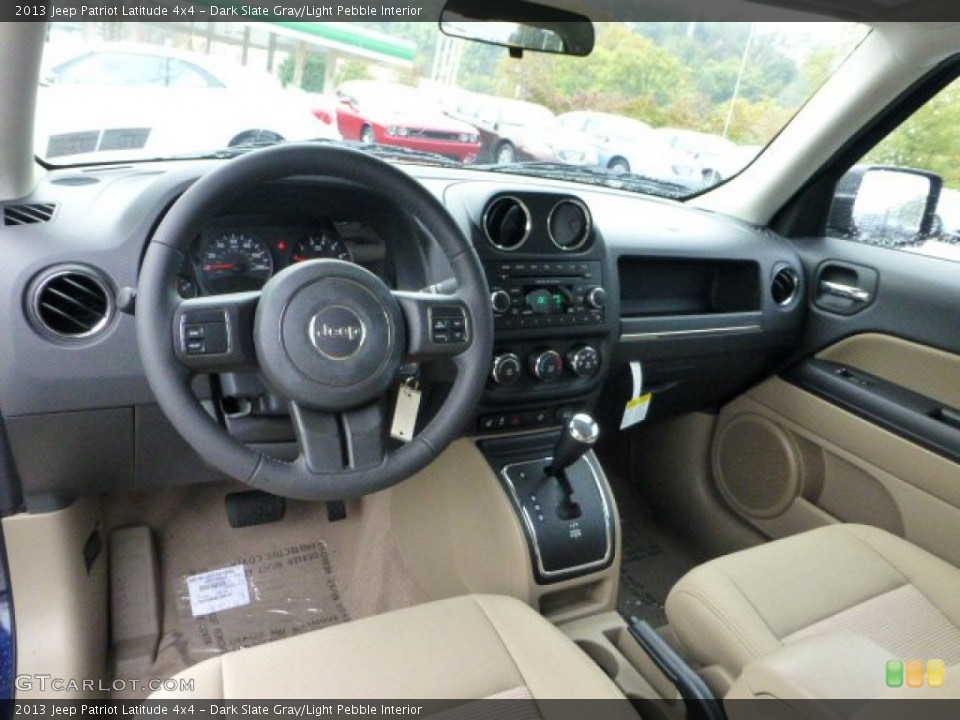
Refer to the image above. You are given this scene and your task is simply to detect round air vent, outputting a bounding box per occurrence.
[28,265,115,341]
[483,196,531,251]
[548,198,592,251]
[771,264,800,306]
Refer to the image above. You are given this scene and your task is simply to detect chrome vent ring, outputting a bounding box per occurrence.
[483,196,531,252]
[27,265,115,341]
[771,265,800,307]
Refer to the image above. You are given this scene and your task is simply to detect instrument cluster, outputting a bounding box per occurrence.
[178,216,385,297]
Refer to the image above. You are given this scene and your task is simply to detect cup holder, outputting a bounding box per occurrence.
[575,639,620,678]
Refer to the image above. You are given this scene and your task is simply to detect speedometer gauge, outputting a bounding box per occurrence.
[291,228,352,263]
[199,232,274,294]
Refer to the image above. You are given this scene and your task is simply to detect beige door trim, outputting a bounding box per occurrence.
[817,333,960,408]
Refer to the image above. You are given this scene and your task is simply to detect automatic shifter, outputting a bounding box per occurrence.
[483,412,612,582]
[545,413,599,520]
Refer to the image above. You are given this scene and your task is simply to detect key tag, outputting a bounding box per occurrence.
[390,377,421,442]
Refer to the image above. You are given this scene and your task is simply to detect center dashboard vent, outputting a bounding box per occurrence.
[4,202,57,226]
[483,196,531,251]
[771,265,800,306]
[28,265,115,341]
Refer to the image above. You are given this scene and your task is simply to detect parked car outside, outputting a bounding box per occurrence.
[452,94,598,166]
[558,110,702,185]
[654,127,741,183]
[333,80,481,164]
[35,42,339,163]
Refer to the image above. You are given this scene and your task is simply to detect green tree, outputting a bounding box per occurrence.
[278,53,326,92]
[335,59,371,85]
[864,80,960,189]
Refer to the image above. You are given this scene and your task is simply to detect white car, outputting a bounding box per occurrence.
[558,110,702,186]
[654,127,741,183]
[36,43,339,163]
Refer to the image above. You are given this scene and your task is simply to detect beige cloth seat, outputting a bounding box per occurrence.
[152,593,627,701]
[665,524,960,697]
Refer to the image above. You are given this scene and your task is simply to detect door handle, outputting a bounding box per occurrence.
[819,280,871,303]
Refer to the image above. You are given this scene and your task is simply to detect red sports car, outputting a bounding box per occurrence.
[333,80,481,164]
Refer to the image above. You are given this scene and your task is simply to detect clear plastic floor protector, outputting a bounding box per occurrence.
[106,483,425,699]
[171,538,350,664]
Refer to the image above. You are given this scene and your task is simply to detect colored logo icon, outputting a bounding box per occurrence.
[886,659,903,688]
[886,659,946,688]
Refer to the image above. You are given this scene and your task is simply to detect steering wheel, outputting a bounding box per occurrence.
[137,144,493,501]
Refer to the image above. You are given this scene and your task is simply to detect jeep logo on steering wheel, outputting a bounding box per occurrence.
[309,305,366,360]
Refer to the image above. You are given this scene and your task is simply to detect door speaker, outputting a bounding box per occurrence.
[712,413,801,518]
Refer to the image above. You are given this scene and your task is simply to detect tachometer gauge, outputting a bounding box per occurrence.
[291,228,352,263]
[199,232,274,294]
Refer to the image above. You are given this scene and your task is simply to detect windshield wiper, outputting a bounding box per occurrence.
[475,161,698,199]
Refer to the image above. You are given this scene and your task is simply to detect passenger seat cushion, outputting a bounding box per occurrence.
[665,524,960,681]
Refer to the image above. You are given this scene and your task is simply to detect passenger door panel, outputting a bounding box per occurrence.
[710,235,960,566]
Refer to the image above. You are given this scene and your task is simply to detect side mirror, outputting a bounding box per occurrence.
[828,165,943,245]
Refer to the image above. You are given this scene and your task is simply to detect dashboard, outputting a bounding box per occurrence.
[0,157,806,504]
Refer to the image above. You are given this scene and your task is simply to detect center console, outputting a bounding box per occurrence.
[456,190,618,585]
[468,191,615,433]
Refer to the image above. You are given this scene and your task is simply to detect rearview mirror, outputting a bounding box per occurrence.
[828,165,942,246]
[440,0,595,57]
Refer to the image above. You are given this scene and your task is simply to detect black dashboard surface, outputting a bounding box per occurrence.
[0,157,805,502]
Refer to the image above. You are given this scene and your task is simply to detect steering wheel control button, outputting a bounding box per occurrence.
[179,310,229,356]
[567,345,600,378]
[490,353,522,385]
[308,305,366,360]
[429,306,469,346]
[528,349,564,381]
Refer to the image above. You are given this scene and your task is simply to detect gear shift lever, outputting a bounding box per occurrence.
[546,414,599,521]
[546,413,600,478]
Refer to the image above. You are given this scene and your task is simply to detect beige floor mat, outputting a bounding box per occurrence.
[104,482,426,698]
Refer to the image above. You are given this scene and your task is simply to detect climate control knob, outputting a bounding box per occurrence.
[586,287,607,309]
[528,349,564,382]
[567,345,600,378]
[490,290,512,314]
[490,353,522,385]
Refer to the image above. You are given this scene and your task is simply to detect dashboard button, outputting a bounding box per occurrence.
[490,290,511,314]
[490,353,522,385]
[528,349,563,382]
[567,345,600,378]
[586,287,607,309]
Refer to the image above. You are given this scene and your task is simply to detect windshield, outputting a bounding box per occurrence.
[36,20,867,198]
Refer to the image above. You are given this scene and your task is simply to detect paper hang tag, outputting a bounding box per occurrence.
[390,382,421,442]
[620,360,652,430]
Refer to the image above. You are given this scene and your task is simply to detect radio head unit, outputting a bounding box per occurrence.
[486,260,607,330]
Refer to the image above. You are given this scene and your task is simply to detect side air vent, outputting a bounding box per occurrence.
[4,202,57,226]
[771,265,800,306]
[483,196,531,251]
[28,266,115,341]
